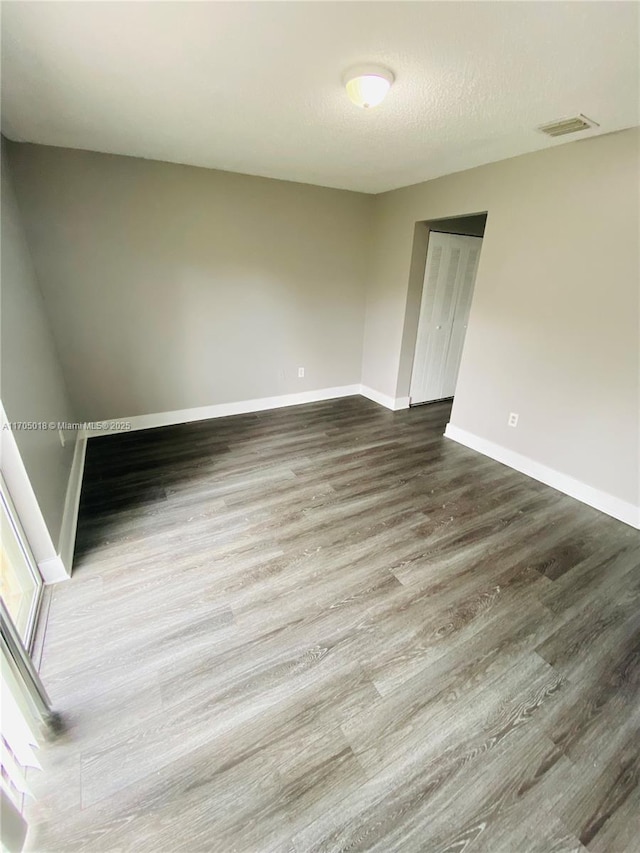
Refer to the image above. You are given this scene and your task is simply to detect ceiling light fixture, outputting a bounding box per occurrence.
[343,64,394,109]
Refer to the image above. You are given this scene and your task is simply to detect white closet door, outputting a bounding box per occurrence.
[410,233,482,404]
[441,236,482,397]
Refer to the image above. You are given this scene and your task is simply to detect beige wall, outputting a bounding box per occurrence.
[1,142,77,551]
[363,128,640,507]
[6,143,373,421]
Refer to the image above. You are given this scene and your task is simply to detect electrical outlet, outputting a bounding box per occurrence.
[508,412,519,428]
[298,367,305,378]
[58,428,66,447]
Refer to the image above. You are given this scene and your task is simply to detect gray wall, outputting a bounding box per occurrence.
[1,142,77,550]
[6,144,373,421]
[363,128,639,507]
[5,129,638,517]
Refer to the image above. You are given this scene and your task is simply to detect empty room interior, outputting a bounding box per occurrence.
[1,2,639,852]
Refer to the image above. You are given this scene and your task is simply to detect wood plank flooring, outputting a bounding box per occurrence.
[25,396,640,852]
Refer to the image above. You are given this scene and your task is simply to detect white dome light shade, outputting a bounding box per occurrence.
[343,65,394,109]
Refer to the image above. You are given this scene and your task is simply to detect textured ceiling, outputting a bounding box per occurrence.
[1,1,638,193]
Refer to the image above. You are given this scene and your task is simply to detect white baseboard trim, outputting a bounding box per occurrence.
[87,385,363,437]
[444,423,640,530]
[359,386,410,412]
[58,435,87,574]
[38,554,69,584]
[86,384,417,439]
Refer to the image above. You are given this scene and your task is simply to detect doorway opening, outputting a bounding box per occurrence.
[407,213,487,407]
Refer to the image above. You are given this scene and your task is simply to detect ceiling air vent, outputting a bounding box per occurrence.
[537,114,599,137]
